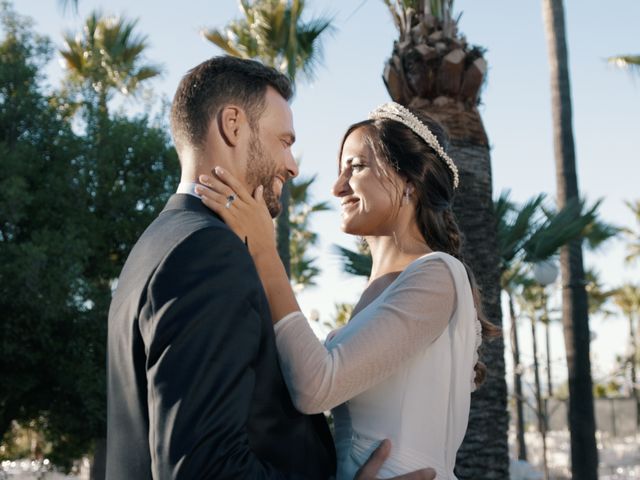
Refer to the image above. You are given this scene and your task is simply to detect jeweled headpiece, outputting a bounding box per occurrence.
[368,102,460,189]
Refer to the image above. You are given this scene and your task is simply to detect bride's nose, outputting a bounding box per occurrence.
[332,172,352,197]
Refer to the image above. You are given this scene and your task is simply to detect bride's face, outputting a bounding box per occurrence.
[332,128,405,236]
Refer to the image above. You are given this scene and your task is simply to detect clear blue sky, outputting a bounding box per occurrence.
[16,0,640,384]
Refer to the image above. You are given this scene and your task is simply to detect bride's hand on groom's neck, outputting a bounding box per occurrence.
[196,168,277,258]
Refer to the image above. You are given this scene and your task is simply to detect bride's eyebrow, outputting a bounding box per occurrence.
[340,156,364,172]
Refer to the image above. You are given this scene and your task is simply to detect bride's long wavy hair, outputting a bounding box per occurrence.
[339,109,501,388]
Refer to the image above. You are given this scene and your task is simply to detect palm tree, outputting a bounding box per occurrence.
[541,0,598,476]
[517,279,551,480]
[503,262,529,461]
[495,191,606,463]
[289,174,331,290]
[202,0,333,277]
[59,11,161,116]
[539,296,556,400]
[612,283,640,429]
[495,192,543,462]
[59,14,161,480]
[529,202,616,401]
[496,193,544,464]
[380,3,505,474]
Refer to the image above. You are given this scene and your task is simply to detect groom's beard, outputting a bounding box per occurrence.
[246,131,289,218]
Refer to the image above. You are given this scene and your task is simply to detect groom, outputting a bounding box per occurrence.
[107,56,435,479]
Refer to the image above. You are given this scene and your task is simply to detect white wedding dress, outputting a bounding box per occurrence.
[274,252,481,479]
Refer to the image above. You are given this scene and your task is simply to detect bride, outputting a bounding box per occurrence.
[196,102,498,479]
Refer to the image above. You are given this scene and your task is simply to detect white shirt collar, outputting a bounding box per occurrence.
[176,182,201,198]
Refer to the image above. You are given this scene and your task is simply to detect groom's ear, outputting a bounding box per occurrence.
[217,105,247,147]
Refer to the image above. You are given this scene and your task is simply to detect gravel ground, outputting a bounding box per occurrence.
[510,430,640,479]
[3,432,639,479]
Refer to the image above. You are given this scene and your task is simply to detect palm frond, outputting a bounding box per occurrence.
[622,199,640,264]
[501,260,526,291]
[625,199,640,219]
[289,175,315,199]
[287,170,331,289]
[334,245,372,277]
[584,268,616,316]
[309,201,331,213]
[59,10,161,105]
[295,17,334,80]
[381,0,404,33]
[200,29,246,58]
[203,0,333,85]
[494,191,545,269]
[625,243,640,266]
[611,283,640,317]
[504,194,545,264]
[58,0,78,15]
[608,54,640,72]
[582,218,620,251]
[523,198,597,263]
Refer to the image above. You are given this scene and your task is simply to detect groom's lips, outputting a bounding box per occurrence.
[273,176,284,196]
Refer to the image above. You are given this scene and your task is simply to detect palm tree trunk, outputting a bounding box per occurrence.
[542,1,598,477]
[509,291,527,461]
[424,105,508,478]
[277,182,291,277]
[531,313,549,480]
[545,321,553,398]
[544,302,553,398]
[636,314,640,430]
[629,313,640,429]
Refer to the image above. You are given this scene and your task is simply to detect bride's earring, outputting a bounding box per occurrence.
[402,186,413,206]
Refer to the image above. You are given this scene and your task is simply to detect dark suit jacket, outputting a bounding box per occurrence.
[106,194,336,479]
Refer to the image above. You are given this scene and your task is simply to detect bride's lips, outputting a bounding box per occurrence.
[340,197,360,212]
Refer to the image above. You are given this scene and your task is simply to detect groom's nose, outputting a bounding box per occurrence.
[285,152,299,179]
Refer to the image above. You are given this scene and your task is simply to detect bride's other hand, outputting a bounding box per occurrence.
[355,439,436,480]
[196,167,277,259]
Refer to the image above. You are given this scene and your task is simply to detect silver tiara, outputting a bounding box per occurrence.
[368,102,459,189]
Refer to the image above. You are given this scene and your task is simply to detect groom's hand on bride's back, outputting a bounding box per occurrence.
[354,439,436,480]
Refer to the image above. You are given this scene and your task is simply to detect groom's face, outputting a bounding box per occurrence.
[244,87,298,218]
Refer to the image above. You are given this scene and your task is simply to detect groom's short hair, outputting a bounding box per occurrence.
[170,56,293,156]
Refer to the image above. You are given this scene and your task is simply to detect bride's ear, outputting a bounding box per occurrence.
[218,105,247,147]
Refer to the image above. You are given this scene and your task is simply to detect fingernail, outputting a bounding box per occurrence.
[258,185,264,195]
[194,185,204,194]
[214,166,224,175]
[199,175,211,183]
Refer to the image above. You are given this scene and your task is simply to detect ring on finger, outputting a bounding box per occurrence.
[225,193,237,209]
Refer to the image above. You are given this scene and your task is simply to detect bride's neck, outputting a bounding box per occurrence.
[366,233,431,282]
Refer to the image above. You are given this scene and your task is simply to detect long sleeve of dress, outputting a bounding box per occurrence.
[274,256,456,414]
